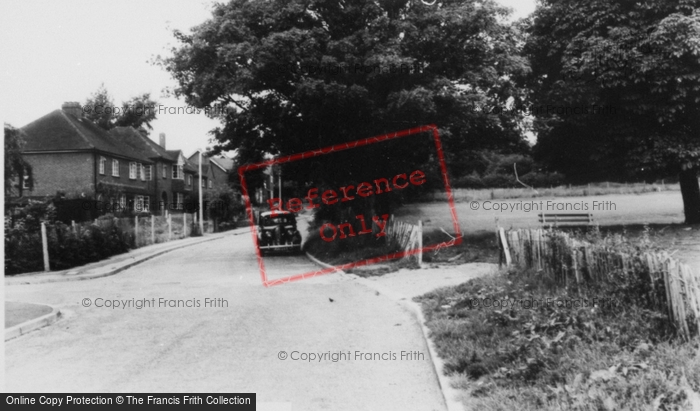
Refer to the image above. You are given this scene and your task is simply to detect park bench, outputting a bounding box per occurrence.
[538,213,594,226]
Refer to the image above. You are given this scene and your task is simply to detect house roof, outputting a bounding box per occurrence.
[167,149,199,174]
[20,110,151,163]
[211,155,234,171]
[188,150,227,174]
[109,127,175,163]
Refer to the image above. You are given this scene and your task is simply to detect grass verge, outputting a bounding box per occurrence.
[415,267,700,410]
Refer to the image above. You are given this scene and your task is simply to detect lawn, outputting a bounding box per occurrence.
[395,190,700,272]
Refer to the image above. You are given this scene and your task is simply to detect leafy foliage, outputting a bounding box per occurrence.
[4,123,32,197]
[205,184,246,230]
[453,151,565,188]
[83,84,159,135]
[160,0,532,218]
[417,254,699,410]
[522,0,700,222]
[5,203,130,275]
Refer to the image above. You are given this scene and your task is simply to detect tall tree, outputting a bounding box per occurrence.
[4,123,32,197]
[84,85,159,135]
[160,0,531,213]
[523,0,700,223]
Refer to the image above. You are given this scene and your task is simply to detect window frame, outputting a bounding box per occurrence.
[129,162,137,179]
[112,160,120,177]
[176,193,184,210]
[172,164,184,180]
[99,156,106,175]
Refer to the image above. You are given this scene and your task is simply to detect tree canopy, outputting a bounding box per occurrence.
[4,123,33,198]
[84,84,159,135]
[161,0,531,186]
[522,0,700,222]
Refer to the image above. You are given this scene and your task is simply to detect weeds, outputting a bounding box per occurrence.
[417,263,700,410]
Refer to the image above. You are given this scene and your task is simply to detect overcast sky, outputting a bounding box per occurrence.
[0,0,536,157]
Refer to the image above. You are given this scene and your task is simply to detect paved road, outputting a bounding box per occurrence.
[6,231,447,411]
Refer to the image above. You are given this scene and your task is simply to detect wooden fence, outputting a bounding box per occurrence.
[383,216,423,265]
[498,227,700,340]
[92,212,213,248]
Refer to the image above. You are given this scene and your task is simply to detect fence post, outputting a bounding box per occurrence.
[41,222,50,272]
[498,227,512,266]
[135,216,139,247]
[151,215,155,245]
[168,214,172,241]
[417,220,423,267]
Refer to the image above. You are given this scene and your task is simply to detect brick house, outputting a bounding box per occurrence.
[17,102,213,217]
[108,127,178,213]
[20,103,155,214]
[187,150,230,190]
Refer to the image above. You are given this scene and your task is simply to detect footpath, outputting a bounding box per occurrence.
[306,251,498,411]
[5,227,250,340]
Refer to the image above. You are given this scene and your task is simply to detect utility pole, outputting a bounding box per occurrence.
[198,149,204,234]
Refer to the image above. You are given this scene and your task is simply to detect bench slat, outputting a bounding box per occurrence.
[539,213,593,225]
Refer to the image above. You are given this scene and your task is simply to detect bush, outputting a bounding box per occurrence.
[452,151,568,189]
[5,213,131,275]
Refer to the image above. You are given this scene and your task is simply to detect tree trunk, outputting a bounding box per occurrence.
[679,168,700,224]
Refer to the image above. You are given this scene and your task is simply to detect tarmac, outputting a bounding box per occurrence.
[4,227,250,340]
[6,225,497,411]
[304,252,497,411]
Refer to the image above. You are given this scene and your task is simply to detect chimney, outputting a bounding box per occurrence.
[159,133,166,149]
[61,102,82,118]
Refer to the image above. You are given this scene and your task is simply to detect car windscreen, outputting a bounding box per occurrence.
[261,215,295,225]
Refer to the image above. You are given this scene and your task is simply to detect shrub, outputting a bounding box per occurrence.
[5,212,131,275]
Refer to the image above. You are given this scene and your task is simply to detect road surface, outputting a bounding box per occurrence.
[5,230,447,411]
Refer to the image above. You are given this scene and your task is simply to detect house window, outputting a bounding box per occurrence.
[135,195,150,212]
[188,175,192,186]
[208,180,213,189]
[176,193,184,209]
[119,194,126,210]
[202,178,206,188]
[112,160,120,177]
[172,165,183,180]
[145,165,152,181]
[22,175,30,190]
[162,164,167,179]
[99,157,106,175]
[140,164,145,181]
[129,162,137,179]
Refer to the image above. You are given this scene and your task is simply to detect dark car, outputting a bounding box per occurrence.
[257,210,302,255]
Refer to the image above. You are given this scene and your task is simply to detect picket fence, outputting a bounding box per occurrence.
[498,228,700,340]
